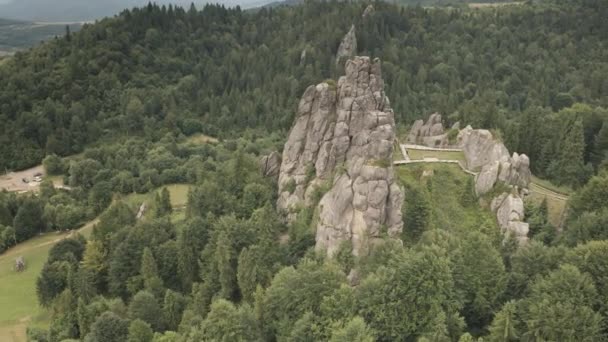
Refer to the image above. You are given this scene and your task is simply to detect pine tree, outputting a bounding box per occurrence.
[155,188,172,217]
[237,247,258,303]
[487,301,518,342]
[403,184,431,244]
[77,298,90,339]
[216,232,236,300]
[128,291,165,332]
[592,120,608,166]
[163,290,187,331]
[548,117,588,186]
[140,247,164,298]
[177,217,209,292]
[127,319,153,342]
[329,316,375,342]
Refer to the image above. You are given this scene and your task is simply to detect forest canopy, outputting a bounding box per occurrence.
[0,0,607,188]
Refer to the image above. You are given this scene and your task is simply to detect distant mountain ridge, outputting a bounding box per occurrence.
[0,0,274,21]
[0,17,82,54]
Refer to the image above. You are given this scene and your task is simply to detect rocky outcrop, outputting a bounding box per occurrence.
[491,193,529,244]
[336,25,357,65]
[362,4,374,18]
[458,128,531,197]
[475,153,531,196]
[406,113,532,244]
[260,151,281,178]
[406,113,458,148]
[458,126,510,171]
[278,56,403,257]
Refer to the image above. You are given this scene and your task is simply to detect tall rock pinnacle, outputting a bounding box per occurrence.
[336,25,357,65]
[278,57,404,257]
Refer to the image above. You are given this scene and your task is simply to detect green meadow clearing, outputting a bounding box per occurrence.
[0,183,190,341]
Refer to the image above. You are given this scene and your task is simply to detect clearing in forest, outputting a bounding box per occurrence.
[0,220,96,342]
[0,183,190,342]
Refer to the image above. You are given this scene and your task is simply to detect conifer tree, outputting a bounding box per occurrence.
[487,301,518,342]
[140,247,164,298]
[216,232,236,300]
[548,117,589,186]
[155,188,172,217]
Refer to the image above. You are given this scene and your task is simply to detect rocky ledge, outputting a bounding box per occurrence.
[277,56,404,257]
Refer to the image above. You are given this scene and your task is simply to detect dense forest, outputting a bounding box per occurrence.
[1,0,607,188]
[1,0,608,341]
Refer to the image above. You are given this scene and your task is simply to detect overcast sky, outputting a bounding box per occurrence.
[0,0,273,21]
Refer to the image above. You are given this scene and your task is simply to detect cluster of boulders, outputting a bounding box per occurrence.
[406,112,459,147]
[407,114,531,244]
[273,56,403,257]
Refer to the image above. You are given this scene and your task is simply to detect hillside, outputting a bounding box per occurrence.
[0,1,606,191]
[1,1,608,342]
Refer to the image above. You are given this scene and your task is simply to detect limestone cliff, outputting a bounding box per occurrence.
[278,56,404,257]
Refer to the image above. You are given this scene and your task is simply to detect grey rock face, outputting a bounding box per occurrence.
[475,161,501,196]
[458,126,510,171]
[406,113,449,147]
[336,25,357,65]
[491,192,529,244]
[260,151,281,178]
[362,4,374,18]
[278,56,403,257]
[499,152,531,189]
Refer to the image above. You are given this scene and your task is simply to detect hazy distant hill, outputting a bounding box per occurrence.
[0,0,273,21]
[0,18,82,54]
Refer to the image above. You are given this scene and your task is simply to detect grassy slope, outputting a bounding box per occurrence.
[185,134,219,144]
[122,184,190,222]
[407,149,466,163]
[0,184,190,341]
[531,175,572,195]
[0,221,95,342]
[526,190,566,228]
[396,163,500,240]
